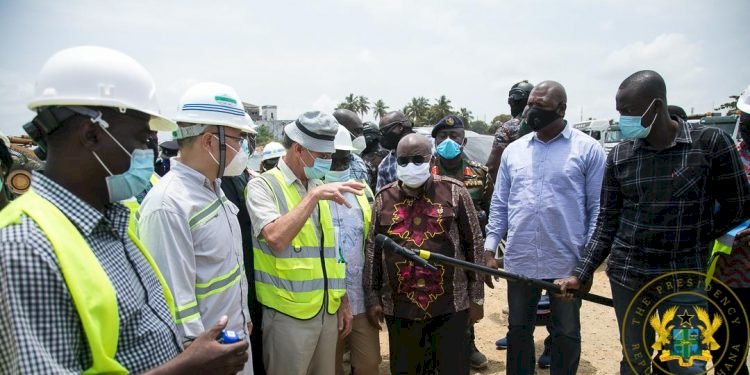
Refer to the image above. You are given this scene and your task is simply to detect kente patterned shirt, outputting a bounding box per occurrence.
[363,175,484,320]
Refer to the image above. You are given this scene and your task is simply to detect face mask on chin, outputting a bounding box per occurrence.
[91,128,155,203]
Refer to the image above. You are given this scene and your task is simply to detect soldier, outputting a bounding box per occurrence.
[430,114,492,370]
[486,80,534,183]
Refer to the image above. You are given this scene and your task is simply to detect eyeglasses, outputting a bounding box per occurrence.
[397,155,430,167]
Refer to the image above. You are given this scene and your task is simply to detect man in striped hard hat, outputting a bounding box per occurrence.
[138,82,256,374]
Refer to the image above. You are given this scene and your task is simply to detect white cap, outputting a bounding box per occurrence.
[334,125,355,151]
[28,46,176,132]
[283,111,338,153]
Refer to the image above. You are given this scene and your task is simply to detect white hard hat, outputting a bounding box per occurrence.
[738,85,750,114]
[334,124,355,151]
[27,46,176,132]
[261,142,286,161]
[174,82,256,135]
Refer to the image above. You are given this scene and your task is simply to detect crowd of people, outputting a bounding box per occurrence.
[1,45,749,375]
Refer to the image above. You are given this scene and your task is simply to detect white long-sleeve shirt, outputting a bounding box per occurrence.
[138,160,251,357]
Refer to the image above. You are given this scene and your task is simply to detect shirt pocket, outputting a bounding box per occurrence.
[671,164,707,200]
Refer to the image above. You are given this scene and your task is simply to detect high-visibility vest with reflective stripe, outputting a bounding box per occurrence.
[355,179,373,246]
[253,168,346,319]
[0,190,175,374]
[706,219,750,284]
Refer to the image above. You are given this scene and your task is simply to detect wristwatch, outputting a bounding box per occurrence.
[472,298,484,306]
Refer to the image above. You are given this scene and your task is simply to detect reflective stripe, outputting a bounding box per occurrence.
[188,196,228,229]
[259,175,289,214]
[255,270,346,292]
[175,302,201,323]
[254,240,334,259]
[195,265,242,298]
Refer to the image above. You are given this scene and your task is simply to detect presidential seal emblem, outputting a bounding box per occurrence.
[623,271,748,374]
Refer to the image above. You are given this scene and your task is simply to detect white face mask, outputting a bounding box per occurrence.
[351,136,366,155]
[397,162,431,188]
[223,146,248,176]
[208,135,246,177]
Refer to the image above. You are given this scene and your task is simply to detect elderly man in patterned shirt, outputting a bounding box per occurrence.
[364,133,484,375]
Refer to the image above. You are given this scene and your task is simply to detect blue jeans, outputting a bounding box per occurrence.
[610,280,707,375]
[507,279,581,375]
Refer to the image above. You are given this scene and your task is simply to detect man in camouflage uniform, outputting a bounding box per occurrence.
[430,114,493,370]
[487,80,534,183]
[360,121,389,193]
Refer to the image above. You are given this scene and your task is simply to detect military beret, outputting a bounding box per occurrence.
[431,115,464,137]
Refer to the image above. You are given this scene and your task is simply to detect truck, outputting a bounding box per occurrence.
[573,119,623,155]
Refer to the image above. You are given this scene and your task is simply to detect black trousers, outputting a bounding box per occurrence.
[386,310,469,375]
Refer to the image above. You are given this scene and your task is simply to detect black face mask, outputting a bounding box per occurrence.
[509,99,527,118]
[526,107,561,132]
[379,131,404,150]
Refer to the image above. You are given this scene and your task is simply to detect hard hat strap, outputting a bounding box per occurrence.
[172,124,209,140]
[217,126,226,179]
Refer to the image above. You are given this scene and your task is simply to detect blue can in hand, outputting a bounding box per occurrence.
[218,329,243,344]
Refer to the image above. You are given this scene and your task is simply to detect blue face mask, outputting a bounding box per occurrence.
[619,99,658,139]
[92,129,155,202]
[436,138,462,160]
[325,168,351,183]
[302,150,332,180]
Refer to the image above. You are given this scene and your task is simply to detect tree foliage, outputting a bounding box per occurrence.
[373,99,389,120]
[255,125,274,146]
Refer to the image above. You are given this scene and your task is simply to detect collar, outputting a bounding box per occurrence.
[277,157,301,186]
[529,120,571,144]
[172,159,220,191]
[632,117,692,151]
[30,171,104,236]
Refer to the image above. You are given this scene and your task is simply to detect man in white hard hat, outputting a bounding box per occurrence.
[260,141,285,172]
[0,46,248,374]
[325,125,381,375]
[138,82,255,374]
[246,111,364,375]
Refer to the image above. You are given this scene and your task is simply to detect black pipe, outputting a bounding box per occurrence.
[413,247,613,307]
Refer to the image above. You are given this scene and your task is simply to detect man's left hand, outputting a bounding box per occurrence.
[337,297,353,339]
[469,302,484,324]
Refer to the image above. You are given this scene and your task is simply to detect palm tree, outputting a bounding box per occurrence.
[356,95,370,117]
[373,99,389,120]
[404,96,431,125]
[459,107,473,127]
[338,93,357,111]
[428,95,453,123]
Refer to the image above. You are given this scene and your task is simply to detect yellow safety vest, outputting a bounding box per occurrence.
[0,190,174,374]
[253,168,346,319]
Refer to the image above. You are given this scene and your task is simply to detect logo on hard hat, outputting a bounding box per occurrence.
[215,95,237,107]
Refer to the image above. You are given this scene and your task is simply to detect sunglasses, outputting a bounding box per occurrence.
[397,155,430,167]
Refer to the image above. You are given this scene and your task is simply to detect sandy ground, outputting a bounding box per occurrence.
[372,265,621,374]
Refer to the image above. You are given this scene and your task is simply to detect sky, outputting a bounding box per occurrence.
[1,0,748,138]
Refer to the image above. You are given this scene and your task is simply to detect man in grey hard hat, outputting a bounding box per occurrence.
[246,111,364,375]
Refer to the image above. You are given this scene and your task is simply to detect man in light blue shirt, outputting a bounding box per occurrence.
[484,81,605,374]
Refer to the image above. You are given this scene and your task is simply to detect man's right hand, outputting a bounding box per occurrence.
[483,251,499,289]
[554,276,592,300]
[180,315,249,374]
[312,181,365,207]
[366,304,384,331]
